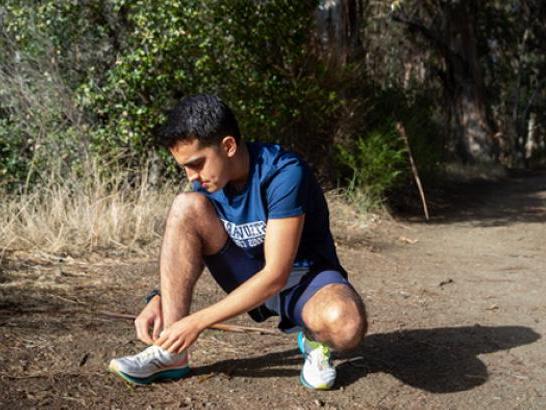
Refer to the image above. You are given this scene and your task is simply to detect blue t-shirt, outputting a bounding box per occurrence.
[194,142,344,274]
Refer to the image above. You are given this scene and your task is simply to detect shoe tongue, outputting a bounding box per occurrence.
[155,345,184,361]
[309,348,329,368]
[307,339,330,355]
[156,346,173,359]
[134,345,159,365]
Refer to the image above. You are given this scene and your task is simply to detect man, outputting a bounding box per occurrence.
[109,94,367,390]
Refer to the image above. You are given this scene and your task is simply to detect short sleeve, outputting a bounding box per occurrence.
[266,158,307,219]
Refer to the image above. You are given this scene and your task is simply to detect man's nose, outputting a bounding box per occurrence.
[185,168,199,183]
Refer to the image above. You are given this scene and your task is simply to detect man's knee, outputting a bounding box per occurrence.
[169,192,213,222]
[168,192,227,254]
[305,284,367,351]
[323,296,367,350]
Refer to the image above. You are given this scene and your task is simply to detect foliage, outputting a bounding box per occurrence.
[0,26,89,191]
[79,0,337,170]
[0,161,174,254]
[336,126,405,208]
[377,0,546,164]
[3,0,544,208]
[334,87,441,209]
[2,0,343,186]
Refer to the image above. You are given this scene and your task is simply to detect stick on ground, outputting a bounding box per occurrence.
[396,122,430,221]
[97,311,278,335]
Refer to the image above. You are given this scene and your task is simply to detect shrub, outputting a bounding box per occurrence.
[1,0,345,186]
[336,125,406,209]
[0,26,88,191]
[334,88,443,208]
[79,0,339,173]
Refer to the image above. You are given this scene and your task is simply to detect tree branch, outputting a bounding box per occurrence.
[390,10,450,58]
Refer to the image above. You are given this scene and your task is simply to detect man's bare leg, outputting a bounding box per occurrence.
[301,284,367,351]
[296,284,366,389]
[160,192,227,328]
[108,193,222,383]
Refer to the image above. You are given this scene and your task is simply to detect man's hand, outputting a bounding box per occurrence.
[134,295,162,345]
[155,313,205,354]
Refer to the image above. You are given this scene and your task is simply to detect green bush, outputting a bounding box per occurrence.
[80,0,338,171]
[1,0,345,186]
[1,0,442,205]
[336,125,406,209]
[334,88,443,208]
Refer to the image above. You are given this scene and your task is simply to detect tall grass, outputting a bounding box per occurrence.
[0,164,179,256]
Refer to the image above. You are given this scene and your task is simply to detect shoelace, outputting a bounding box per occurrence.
[307,344,332,370]
[135,346,160,365]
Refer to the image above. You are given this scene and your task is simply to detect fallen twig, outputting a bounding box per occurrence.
[96,311,279,335]
[395,122,430,221]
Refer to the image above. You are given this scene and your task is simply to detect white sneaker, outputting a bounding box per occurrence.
[109,345,190,384]
[298,332,336,389]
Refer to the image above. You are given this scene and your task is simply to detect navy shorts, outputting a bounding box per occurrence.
[203,238,350,332]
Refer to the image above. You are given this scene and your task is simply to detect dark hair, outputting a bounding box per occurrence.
[155,94,241,148]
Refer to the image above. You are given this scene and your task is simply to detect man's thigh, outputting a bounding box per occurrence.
[278,270,362,332]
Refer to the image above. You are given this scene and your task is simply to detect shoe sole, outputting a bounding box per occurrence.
[299,373,332,390]
[297,332,333,390]
[108,363,191,385]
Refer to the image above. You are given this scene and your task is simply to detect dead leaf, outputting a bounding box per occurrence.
[399,236,419,244]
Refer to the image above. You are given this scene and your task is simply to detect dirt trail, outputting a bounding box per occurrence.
[1,171,545,409]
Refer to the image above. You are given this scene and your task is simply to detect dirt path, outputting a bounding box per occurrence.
[1,171,545,409]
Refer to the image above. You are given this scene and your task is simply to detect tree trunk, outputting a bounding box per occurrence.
[315,0,362,65]
[445,2,497,163]
[392,1,499,163]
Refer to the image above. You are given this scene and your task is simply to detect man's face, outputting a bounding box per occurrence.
[169,138,233,192]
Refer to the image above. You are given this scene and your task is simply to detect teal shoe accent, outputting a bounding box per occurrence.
[298,331,306,354]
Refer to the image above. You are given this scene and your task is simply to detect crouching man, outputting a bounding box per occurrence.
[109,94,367,389]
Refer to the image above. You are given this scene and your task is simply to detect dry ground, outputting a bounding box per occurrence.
[1,171,545,409]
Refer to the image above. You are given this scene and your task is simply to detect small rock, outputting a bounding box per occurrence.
[399,291,410,298]
[439,278,454,287]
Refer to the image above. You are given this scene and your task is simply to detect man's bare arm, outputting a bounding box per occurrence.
[156,214,305,353]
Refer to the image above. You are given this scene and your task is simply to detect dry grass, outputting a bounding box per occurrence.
[0,165,179,257]
[326,189,379,241]
[0,163,375,259]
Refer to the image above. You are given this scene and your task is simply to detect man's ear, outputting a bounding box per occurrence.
[221,136,238,158]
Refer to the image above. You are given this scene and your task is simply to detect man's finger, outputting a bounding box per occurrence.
[155,331,168,346]
[159,336,177,352]
[152,318,162,341]
[177,341,189,354]
[136,319,153,345]
[134,320,142,341]
[167,338,184,354]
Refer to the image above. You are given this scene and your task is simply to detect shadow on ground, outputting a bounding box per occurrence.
[393,171,546,227]
[192,325,540,393]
